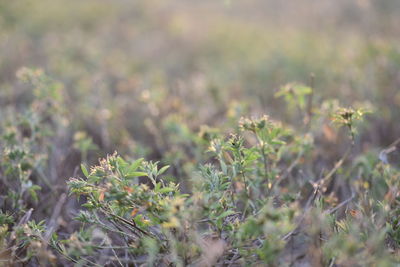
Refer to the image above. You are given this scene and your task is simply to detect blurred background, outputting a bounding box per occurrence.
[1,0,399,190]
[2,1,400,264]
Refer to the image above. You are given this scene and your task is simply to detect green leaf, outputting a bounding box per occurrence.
[126,171,147,178]
[117,157,128,168]
[81,164,89,177]
[88,175,101,183]
[220,160,227,174]
[82,202,95,209]
[271,139,286,146]
[158,187,175,194]
[215,210,236,220]
[154,182,161,192]
[28,185,41,202]
[157,165,170,176]
[127,158,144,173]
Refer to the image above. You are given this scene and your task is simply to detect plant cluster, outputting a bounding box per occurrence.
[1,1,400,266]
[2,69,399,266]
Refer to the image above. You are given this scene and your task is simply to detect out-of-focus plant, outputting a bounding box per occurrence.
[0,68,65,265]
[331,106,371,144]
[1,66,399,266]
[275,83,312,113]
[73,131,98,163]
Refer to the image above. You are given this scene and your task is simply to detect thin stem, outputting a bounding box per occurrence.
[255,134,269,187]
[305,73,315,130]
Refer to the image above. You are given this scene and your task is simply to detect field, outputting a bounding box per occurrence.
[1,0,400,266]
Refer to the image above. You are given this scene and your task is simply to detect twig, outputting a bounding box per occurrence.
[328,257,336,267]
[379,137,400,164]
[282,146,352,241]
[255,134,269,187]
[270,153,302,192]
[227,249,240,267]
[305,73,315,129]
[318,146,351,189]
[324,189,355,215]
[16,208,33,227]
[102,207,153,238]
[282,183,320,241]
[44,193,67,242]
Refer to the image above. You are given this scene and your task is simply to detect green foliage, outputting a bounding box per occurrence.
[0,1,400,265]
[1,55,399,266]
[331,105,372,143]
[62,103,399,265]
[0,68,66,265]
[275,83,312,112]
